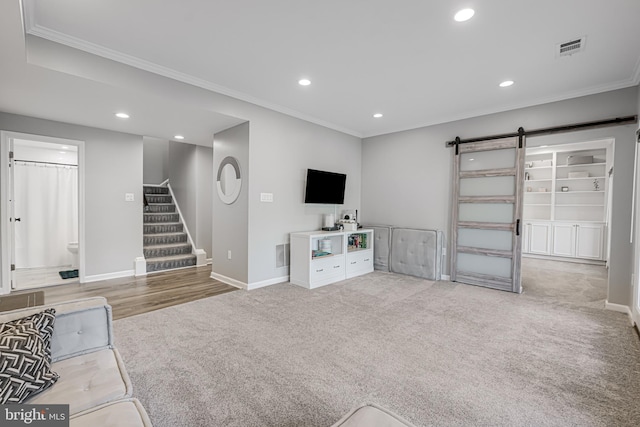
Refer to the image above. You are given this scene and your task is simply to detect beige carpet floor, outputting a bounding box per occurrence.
[114,260,640,426]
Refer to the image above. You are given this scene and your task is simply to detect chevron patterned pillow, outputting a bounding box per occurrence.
[0,308,56,361]
[0,322,59,403]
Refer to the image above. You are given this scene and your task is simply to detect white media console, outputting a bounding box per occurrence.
[290,229,374,288]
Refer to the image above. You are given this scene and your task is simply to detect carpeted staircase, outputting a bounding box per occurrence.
[143,186,196,273]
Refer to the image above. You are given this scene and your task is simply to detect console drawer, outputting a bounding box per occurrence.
[346,250,374,278]
[310,256,345,286]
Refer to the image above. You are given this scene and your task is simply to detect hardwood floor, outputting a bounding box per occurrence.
[10,265,238,320]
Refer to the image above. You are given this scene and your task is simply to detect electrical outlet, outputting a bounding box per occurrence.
[125,193,134,202]
[227,250,232,260]
[260,193,274,202]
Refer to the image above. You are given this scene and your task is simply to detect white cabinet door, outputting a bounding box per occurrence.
[522,223,531,253]
[552,223,575,257]
[529,222,551,255]
[575,223,603,259]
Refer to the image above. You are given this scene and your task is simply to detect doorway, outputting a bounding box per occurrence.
[0,132,85,293]
[520,138,614,305]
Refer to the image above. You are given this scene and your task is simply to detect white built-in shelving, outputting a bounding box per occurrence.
[522,140,612,262]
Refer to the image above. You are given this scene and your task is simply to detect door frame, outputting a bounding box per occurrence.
[0,131,86,294]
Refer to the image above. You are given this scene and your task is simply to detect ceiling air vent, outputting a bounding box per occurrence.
[557,37,586,57]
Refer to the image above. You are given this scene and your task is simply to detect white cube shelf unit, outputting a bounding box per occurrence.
[522,139,612,262]
[290,229,374,288]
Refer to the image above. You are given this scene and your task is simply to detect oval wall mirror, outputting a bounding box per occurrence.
[217,156,242,204]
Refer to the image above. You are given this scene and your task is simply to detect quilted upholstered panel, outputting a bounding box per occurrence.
[365,225,392,272]
[390,228,442,280]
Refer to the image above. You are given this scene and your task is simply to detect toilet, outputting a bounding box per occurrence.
[67,242,79,269]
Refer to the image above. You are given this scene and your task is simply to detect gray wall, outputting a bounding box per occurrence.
[0,112,143,278]
[143,137,169,184]
[362,87,638,306]
[246,111,362,284]
[213,122,249,283]
[196,145,213,260]
[167,141,213,259]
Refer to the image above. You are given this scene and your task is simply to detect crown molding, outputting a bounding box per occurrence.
[363,78,640,139]
[25,24,363,138]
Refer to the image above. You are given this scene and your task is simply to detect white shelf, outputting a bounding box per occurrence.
[524,203,551,206]
[525,166,553,170]
[556,204,604,207]
[556,163,606,168]
[556,191,605,194]
[556,176,605,181]
[525,179,552,182]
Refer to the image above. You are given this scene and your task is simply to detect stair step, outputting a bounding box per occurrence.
[146,254,197,272]
[143,186,170,195]
[144,213,180,223]
[144,222,184,234]
[144,232,188,245]
[144,242,192,258]
[145,194,172,204]
[145,203,176,213]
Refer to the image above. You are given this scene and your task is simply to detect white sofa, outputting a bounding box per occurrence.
[0,297,151,427]
[332,403,417,427]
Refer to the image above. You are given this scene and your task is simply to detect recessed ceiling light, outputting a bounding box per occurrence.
[115,112,130,119]
[540,145,548,148]
[174,135,185,140]
[298,79,311,86]
[499,80,515,87]
[373,113,383,118]
[469,158,475,161]
[454,8,475,22]
[61,146,69,149]
[59,151,66,154]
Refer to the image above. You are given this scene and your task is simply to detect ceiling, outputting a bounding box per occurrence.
[4,0,640,139]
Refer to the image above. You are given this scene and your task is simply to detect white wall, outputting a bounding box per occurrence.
[143,137,168,184]
[213,123,249,283]
[195,145,213,260]
[22,37,363,287]
[0,112,143,279]
[362,87,638,307]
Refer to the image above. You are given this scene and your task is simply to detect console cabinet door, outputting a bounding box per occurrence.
[575,223,603,259]
[552,223,576,257]
[529,222,551,255]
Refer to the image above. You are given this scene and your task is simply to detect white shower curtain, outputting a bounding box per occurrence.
[14,161,78,268]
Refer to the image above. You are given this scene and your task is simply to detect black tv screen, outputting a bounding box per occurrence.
[304,169,346,204]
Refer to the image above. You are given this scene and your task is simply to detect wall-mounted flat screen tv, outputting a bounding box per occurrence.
[304,169,346,204]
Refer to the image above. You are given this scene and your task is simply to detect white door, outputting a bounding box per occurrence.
[552,223,575,257]
[451,136,525,293]
[529,222,551,255]
[575,223,603,259]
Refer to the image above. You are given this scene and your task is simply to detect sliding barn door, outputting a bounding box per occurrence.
[451,136,525,293]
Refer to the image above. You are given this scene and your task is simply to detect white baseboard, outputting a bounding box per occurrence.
[206,258,212,265]
[605,300,634,325]
[210,272,247,289]
[247,275,289,290]
[441,274,451,281]
[134,257,147,277]
[84,270,134,283]
[210,272,289,291]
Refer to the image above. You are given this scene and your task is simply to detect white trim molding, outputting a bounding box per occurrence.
[210,271,246,290]
[441,274,451,281]
[210,272,289,290]
[247,276,289,290]
[134,257,147,277]
[85,270,134,283]
[604,300,634,325]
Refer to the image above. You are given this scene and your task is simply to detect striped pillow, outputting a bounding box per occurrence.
[0,322,59,403]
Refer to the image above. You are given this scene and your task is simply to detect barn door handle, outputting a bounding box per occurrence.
[516,219,520,236]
